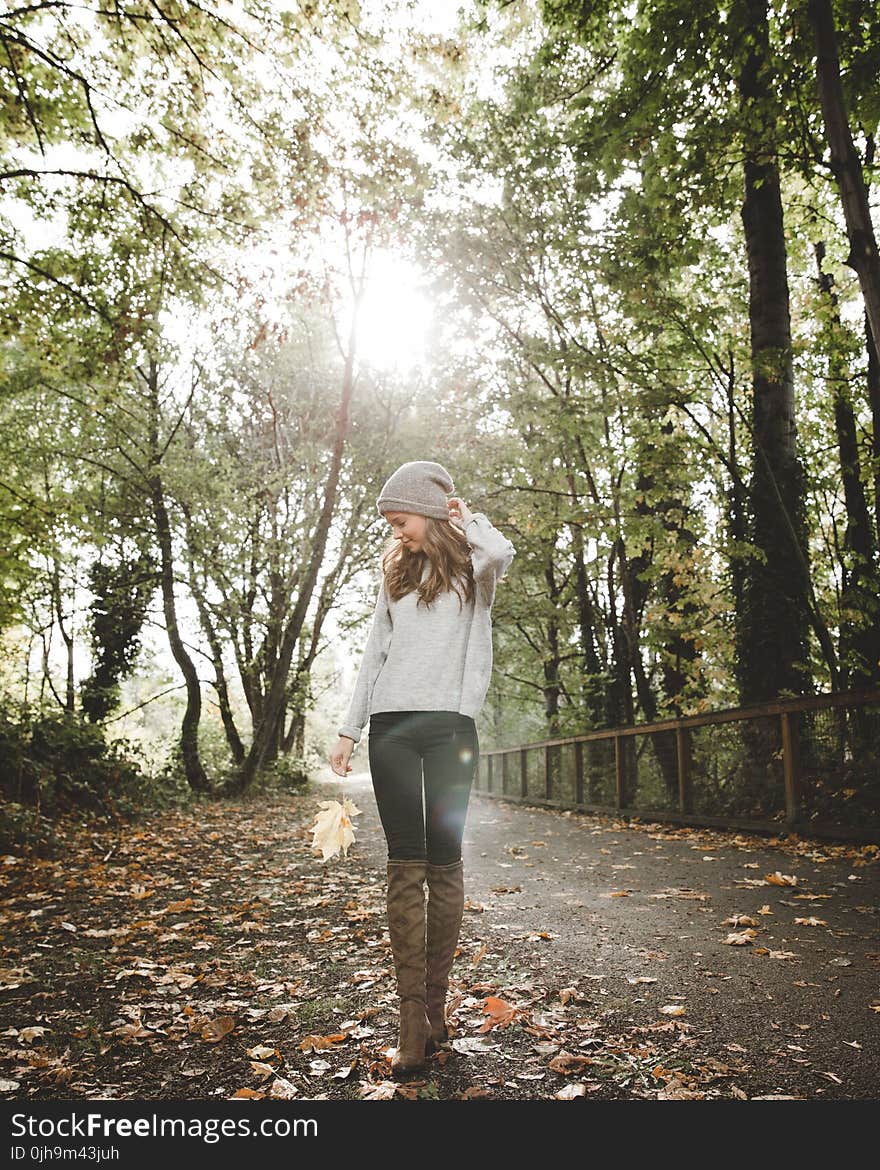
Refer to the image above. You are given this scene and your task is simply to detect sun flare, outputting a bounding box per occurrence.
[351,250,434,372]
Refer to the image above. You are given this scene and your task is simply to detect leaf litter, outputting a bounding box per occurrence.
[1,792,876,1100]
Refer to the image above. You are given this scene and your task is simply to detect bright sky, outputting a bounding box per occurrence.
[3,0,535,379]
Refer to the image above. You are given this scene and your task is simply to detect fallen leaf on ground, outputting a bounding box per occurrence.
[548,1050,594,1074]
[723,929,758,945]
[555,1082,587,1098]
[201,1015,235,1042]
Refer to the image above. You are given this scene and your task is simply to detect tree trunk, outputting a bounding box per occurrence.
[236,286,363,791]
[543,556,561,735]
[867,309,880,549]
[568,505,604,728]
[145,357,210,793]
[623,463,656,724]
[606,541,633,731]
[733,0,812,703]
[814,240,880,688]
[807,0,880,357]
[51,558,75,711]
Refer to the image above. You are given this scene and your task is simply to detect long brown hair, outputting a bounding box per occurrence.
[381,517,475,611]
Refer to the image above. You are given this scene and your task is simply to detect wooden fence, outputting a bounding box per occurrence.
[474,686,880,844]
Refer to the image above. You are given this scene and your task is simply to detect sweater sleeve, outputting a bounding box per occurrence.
[464,512,516,606]
[337,574,393,744]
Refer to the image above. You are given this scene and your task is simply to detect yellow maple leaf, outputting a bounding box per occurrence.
[310,796,362,861]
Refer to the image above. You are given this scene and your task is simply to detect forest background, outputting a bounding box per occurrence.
[1,0,878,840]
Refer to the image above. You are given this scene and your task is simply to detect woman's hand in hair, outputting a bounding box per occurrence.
[447,496,474,530]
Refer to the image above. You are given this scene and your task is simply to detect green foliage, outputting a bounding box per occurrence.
[0,801,60,858]
[248,755,312,795]
[0,701,153,816]
[81,551,158,721]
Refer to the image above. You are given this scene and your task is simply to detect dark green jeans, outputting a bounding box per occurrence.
[367,710,479,864]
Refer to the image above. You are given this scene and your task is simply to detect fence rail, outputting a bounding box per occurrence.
[475,686,880,844]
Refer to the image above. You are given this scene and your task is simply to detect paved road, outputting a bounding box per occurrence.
[313,762,880,1099]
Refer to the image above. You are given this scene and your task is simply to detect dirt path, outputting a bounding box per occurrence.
[2,767,877,1101]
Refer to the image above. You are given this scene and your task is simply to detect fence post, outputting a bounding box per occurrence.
[614,735,624,808]
[544,744,551,801]
[520,748,528,799]
[780,711,802,825]
[574,739,584,805]
[677,726,692,813]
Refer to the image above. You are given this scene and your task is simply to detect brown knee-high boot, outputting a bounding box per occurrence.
[386,859,435,1075]
[425,858,465,1045]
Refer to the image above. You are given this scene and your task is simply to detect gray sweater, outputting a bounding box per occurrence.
[337,513,516,743]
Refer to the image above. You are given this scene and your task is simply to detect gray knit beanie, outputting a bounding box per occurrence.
[376,460,454,520]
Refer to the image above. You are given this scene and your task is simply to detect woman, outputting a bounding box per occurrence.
[329,460,516,1076]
